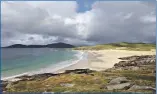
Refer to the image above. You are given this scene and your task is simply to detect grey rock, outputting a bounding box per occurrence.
[6,82,12,89]
[115,55,156,69]
[16,73,59,81]
[1,81,9,91]
[109,77,129,84]
[64,69,94,74]
[131,66,139,70]
[1,81,8,87]
[129,85,156,91]
[60,83,75,87]
[106,82,131,90]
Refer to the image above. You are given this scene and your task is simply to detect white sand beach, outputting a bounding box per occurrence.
[56,49,156,72]
[87,49,156,71]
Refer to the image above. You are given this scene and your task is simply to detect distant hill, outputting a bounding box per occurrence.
[73,42,156,51]
[3,42,75,48]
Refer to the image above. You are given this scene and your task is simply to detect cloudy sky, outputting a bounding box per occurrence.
[1,1,156,47]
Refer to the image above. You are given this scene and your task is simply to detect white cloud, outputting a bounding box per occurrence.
[140,15,156,23]
[1,1,156,46]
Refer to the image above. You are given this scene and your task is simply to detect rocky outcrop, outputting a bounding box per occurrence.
[104,55,156,92]
[64,69,95,74]
[106,77,131,90]
[1,81,8,92]
[3,69,94,82]
[118,55,155,61]
[106,83,131,90]
[2,69,94,92]
[106,77,155,92]
[129,85,155,91]
[109,77,129,84]
[16,73,59,81]
[60,83,75,87]
[113,55,155,71]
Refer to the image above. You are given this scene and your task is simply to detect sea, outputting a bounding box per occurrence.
[1,48,85,80]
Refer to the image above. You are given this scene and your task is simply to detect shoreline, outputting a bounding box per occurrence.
[2,49,156,81]
[2,51,87,81]
[3,53,155,92]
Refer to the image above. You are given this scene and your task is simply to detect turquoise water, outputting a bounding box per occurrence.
[1,48,82,79]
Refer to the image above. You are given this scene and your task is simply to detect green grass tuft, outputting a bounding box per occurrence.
[73,42,156,51]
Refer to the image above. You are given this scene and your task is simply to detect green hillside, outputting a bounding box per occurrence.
[73,42,156,51]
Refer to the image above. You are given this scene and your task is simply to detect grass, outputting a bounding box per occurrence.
[73,42,156,51]
[6,67,155,92]
[6,73,109,92]
[103,67,156,87]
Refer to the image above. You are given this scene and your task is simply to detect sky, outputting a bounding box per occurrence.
[1,1,156,47]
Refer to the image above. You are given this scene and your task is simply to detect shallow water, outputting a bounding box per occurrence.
[1,48,82,79]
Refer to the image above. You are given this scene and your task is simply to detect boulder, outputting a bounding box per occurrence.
[118,56,140,61]
[114,55,156,70]
[131,66,140,70]
[129,85,156,91]
[106,82,131,90]
[109,77,129,84]
[1,81,9,92]
[60,83,75,87]
[64,69,94,74]
[1,81,8,87]
[6,82,12,89]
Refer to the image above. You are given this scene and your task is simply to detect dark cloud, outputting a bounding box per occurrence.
[85,1,156,44]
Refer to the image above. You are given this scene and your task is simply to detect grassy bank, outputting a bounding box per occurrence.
[3,54,155,93]
[73,42,155,51]
[5,69,155,92]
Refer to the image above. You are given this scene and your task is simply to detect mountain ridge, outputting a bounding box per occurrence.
[2,42,75,48]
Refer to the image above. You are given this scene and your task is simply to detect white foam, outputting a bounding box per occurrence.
[2,72,28,81]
